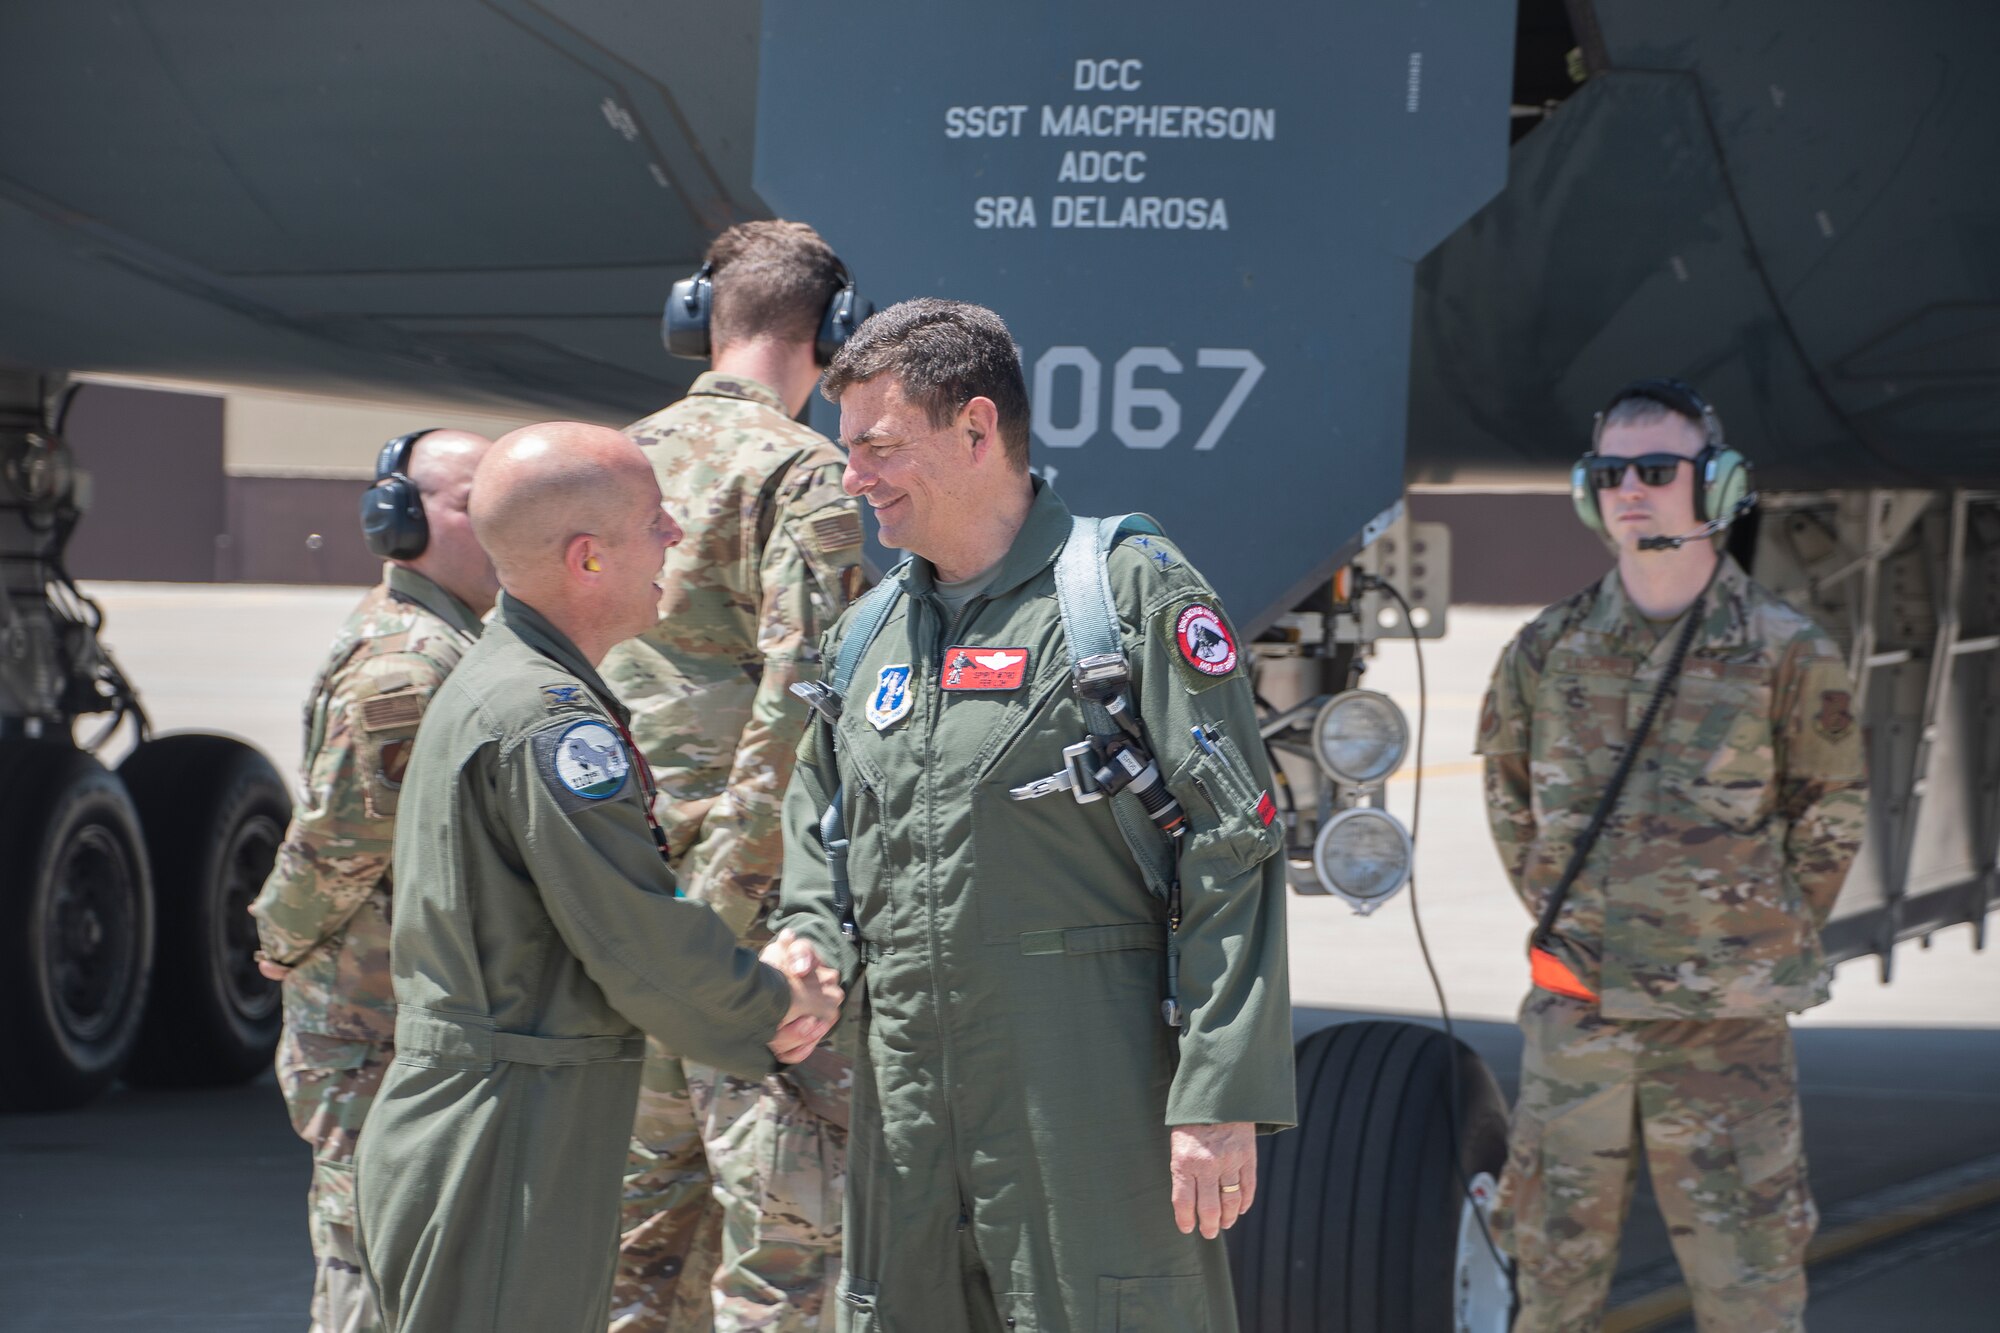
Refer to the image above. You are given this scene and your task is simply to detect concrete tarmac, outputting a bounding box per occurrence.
[0,583,1991,1329]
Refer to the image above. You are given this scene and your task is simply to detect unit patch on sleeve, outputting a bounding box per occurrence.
[1174,603,1239,678]
[549,720,630,800]
[866,664,914,730]
[940,647,1030,691]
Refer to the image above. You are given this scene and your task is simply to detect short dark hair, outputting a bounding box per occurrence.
[820,299,1031,469]
[1599,377,1717,446]
[705,220,844,349]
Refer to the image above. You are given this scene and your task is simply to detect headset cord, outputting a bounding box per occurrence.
[1365,574,1510,1274]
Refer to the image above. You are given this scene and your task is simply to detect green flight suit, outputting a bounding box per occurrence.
[774,481,1295,1333]
[354,595,793,1333]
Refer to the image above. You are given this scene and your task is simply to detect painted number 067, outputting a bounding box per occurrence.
[1031,346,1265,452]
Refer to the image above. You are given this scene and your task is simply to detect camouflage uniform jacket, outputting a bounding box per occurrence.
[250,564,483,1041]
[1477,556,1868,1020]
[602,372,865,942]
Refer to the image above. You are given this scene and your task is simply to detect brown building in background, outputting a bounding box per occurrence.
[62,380,1607,604]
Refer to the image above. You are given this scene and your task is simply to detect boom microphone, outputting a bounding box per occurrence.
[1637,492,1758,551]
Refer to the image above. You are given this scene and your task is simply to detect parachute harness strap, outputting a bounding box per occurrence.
[795,565,907,947]
[1050,514,1189,1028]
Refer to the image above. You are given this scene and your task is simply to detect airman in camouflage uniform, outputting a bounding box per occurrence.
[1477,384,1867,1333]
[600,219,866,1333]
[251,429,495,1333]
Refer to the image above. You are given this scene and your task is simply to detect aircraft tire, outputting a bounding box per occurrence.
[1226,1020,1513,1332]
[0,740,156,1112]
[120,734,289,1087]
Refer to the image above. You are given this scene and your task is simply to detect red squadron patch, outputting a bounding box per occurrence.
[1256,791,1277,827]
[941,646,1030,691]
[1815,689,1855,741]
[1175,604,1238,677]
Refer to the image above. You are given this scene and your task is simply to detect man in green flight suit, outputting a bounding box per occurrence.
[1477,380,1868,1332]
[252,427,495,1333]
[774,300,1296,1333]
[355,422,844,1333]
[602,220,867,1333]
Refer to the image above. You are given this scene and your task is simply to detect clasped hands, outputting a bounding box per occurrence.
[762,928,843,1063]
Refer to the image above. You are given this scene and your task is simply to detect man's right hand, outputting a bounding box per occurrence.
[762,929,842,1063]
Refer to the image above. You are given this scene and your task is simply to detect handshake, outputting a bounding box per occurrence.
[760,928,844,1063]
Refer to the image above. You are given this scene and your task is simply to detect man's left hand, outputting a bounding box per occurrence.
[1170,1122,1257,1238]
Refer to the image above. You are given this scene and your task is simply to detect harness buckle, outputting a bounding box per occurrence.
[790,680,844,724]
[1008,740,1109,805]
[1071,651,1130,700]
[1060,739,1107,803]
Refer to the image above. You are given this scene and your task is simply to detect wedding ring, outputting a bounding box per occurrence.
[1219,1183,1242,1194]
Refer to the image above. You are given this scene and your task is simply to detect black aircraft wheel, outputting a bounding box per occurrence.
[1226,1020,1514,1333]
[120,734,291,1087]
[0,740,156,1111]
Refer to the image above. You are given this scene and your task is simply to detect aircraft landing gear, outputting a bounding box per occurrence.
[1226,1021,1513,1332]
[0,741,156,1111]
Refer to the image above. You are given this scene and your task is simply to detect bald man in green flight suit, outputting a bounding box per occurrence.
[354,422,843,1333]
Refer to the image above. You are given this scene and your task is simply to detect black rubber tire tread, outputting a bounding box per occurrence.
[0,740,155,1112]
[1226,1020,1510,1333]
[119,733,290,1087]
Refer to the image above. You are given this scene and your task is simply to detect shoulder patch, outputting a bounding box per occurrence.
[359,689,425,733]
[1174,603,1239,680]
[540,683,587,708]
[542,720,630,801]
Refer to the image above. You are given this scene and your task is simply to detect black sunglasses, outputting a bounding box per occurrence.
[1581,452,1692,490]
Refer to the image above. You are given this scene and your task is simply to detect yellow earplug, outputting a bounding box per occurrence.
[583,556,602,572]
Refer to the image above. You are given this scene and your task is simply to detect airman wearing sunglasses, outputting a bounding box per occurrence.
[1475,380,1868,1332]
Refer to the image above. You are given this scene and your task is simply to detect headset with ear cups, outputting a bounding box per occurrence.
[359,428,441,560]
[1570,378,1754,544]
[662,255,870,367]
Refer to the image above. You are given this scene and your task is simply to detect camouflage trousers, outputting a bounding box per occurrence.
[277,1026,392,1333]
[613,1037,849,1332]
[1495,991,1817,1333]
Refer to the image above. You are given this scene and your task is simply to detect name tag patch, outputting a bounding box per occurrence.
[940,647,1030,691]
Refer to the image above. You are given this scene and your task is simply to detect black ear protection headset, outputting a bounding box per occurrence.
[1570,378,1755,549]
[663,255,870,367]
[359,429,441,560]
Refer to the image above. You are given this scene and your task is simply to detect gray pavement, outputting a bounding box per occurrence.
[0,583,1989,1329]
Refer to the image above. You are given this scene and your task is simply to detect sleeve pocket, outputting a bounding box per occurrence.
[1170,733,1282,874]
